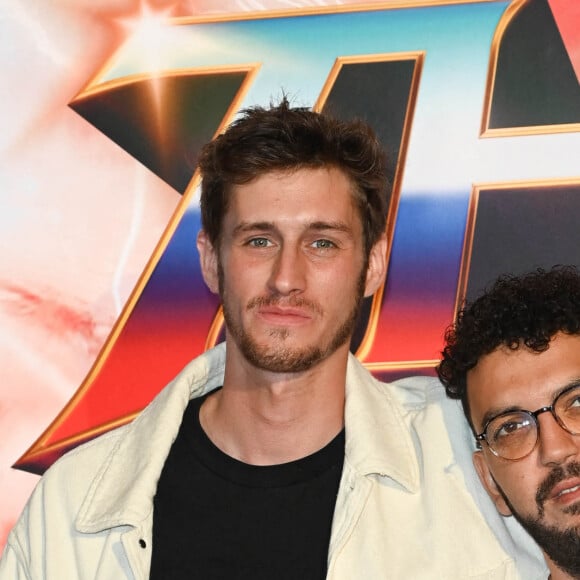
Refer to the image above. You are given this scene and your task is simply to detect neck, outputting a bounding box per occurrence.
[199,346,348,465]
[546,558,579,580]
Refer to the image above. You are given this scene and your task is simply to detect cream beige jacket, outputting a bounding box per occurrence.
[0,343,547,579]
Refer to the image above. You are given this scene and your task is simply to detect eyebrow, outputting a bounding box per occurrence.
[480,406,523,431]
[232,220,354,237]
[232,222,276,236]
[308,221,354,236]
[479,376,580,430]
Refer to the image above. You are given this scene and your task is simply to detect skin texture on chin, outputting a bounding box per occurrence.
[220,271,366,374]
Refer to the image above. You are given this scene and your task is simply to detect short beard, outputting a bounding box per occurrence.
[509,509,580,578]
[218,260,367,373]
[495,463,580,578]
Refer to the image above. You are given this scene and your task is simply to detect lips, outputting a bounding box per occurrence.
[536,463,580,515]
[248,296,323,321]
[550,479,580,503]
[257,305,313,324]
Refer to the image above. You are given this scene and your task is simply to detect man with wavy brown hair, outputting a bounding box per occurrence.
[1,98,545,579]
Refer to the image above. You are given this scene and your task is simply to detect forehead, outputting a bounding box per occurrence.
[467,333,580,429]
[224,167,360,228]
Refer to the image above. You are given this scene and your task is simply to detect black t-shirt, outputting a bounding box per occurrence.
[150,391,345,580]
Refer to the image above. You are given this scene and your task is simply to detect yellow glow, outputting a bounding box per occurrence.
[115,1,175,41]
[114,1,176,74]
[112,1,178,144]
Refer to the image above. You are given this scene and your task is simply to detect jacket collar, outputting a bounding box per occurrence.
[76,344,419,532]
[344,354,420,492]
[76,344,227,532]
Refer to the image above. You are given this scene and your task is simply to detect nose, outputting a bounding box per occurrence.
[537,411,579,467]
[267,243,306,296]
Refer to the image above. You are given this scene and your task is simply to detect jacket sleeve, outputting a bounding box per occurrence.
[0,542,31,580]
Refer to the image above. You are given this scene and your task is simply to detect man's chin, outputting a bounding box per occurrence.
[495,478,580,577]
[512,510,580,577]
[242,345,326,374]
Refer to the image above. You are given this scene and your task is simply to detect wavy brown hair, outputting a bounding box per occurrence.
[198,97,390,257]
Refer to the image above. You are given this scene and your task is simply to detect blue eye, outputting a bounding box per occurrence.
[312,239,336,249]
[248,238,272,248]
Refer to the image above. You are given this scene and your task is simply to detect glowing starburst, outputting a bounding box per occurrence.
[114,1,177,74]
[115,1,176,42]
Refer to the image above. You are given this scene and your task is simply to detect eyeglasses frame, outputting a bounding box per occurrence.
[475,383,580,461]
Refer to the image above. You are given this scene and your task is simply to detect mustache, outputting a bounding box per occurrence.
[246,295,323,316]
[536,462,580,516]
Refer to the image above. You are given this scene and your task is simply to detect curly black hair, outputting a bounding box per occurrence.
[437,265,580,425]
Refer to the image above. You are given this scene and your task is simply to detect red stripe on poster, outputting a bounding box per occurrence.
[548,0,580,82]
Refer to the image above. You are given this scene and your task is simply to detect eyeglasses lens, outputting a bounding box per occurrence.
[555,386,580,435]
[487,385,580,460]
[487,413,536,460]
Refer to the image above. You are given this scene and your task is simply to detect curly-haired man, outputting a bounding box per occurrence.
[439,266,580,580]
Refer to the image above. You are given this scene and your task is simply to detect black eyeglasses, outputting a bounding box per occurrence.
[475,384,580,460]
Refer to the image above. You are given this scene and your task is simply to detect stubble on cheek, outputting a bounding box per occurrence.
[491,463,580,578]
[215,251,368,373]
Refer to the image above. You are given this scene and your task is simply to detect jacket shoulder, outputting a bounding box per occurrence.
[388,374,451,408]
[29,424,128,503]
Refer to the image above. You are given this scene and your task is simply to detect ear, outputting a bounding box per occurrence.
[472,451,512,517]
[363,234,388,297]
[197,230,219,295]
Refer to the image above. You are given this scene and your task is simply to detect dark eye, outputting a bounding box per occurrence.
[490,414,533,442]
[558,387,580,420]
[566,391,580,408]
[496,421,525,437]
